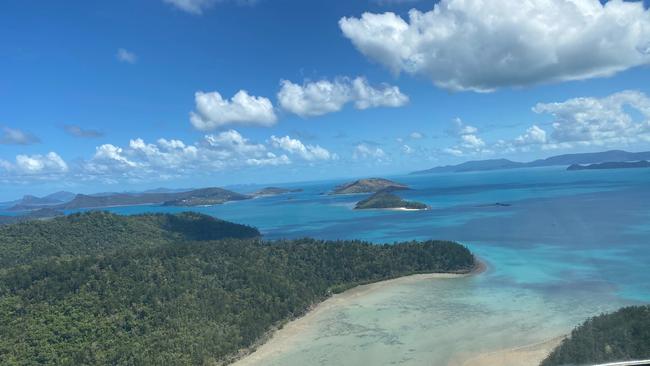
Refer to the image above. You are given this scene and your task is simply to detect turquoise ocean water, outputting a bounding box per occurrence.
[10,166,647,365]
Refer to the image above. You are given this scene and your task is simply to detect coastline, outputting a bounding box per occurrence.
[458,335,566,366]
[384,206,430,211]
[354,206,431,212]
[231,259,485,366]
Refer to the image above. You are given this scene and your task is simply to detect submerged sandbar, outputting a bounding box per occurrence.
[234,263,485,366]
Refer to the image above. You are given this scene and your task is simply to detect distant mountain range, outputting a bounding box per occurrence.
[6,191,76,211]
[410,150,650,174]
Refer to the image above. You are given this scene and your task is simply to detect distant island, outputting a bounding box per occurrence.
[567,160,650,171]
[541,305,650,366]
[355,189,428,210]
[8,187,251,211]
[251,187,303,197]
[6,191,76,211]
[0,207,64,225]
[331,178,407,194]
[160,188,249,207]
[0,211,476,365]
[411,150,650,174]
[3,186,304,211]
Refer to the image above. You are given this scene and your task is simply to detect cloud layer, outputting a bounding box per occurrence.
[533,90,650,147]
[1,130,335,183]
[270,136,336,161]
[340,0,650,92]
[0,127,40,145]
[442,90,650,157]
[0,152,68,178]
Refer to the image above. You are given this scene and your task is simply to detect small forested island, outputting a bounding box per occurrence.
[0,211,476,365]
[541,305,650,366]
[251,186,303,197]
[567,160,650,171]
[161,189,249,207]
[331,177,407,194]
[355,189,428,210]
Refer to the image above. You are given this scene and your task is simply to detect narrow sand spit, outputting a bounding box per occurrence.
[457,336,565,366]
[233,263,484,366]
[383,207,429,211]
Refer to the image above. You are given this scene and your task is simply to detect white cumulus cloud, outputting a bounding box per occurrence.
[270,135,335,161]
[190,90,277,130]
[11,152,69,174]
[351,77,409,110]
[340,0,650,92]
[91,144,140,171]
[514,125,548,146]
[203,129,267,157]
[78,129,339,182]
[353,143,387,160]
[246,152,291,166]
[460,134,485,149]
[533,90,650,146]
[443,118,489,155]
[278,77,408,117]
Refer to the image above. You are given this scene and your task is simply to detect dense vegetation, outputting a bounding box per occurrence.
[0,211,474,365]
[355,190,428,210]
[541,305,650,366]
[0,211,259,267]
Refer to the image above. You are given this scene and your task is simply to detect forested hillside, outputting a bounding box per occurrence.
[0,212,475,365]
[0,211,259,267]
[541,305,650,366]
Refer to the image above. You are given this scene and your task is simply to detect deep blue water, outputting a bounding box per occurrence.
[48,166,650,303]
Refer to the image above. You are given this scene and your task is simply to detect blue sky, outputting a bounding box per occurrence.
[1,0,650,200]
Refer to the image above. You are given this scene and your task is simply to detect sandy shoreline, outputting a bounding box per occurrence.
[383,207,430,211]
[458,335,565,366]
[232,261,485,366]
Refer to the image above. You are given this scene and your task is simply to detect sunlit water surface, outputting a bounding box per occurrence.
[16,167,649,365]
